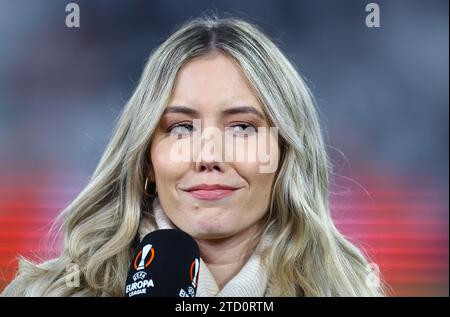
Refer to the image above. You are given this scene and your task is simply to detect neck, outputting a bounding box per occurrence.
[195,222,264,290]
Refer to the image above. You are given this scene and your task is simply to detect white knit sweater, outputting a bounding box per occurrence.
[139,196,271,297]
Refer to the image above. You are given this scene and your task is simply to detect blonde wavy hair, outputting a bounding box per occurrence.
[3,15,385,296]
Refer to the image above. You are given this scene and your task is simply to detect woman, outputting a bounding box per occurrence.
[2,15,385,296]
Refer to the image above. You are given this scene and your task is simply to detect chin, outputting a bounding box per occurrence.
[193,231,231,240]
[187,222,236,240]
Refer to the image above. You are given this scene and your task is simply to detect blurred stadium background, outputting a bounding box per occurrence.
[0,0,448,296]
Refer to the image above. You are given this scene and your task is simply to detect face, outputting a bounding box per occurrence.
[149,53,279,240]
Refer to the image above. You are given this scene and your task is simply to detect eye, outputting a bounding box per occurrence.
[168,122,194,138]
[226,123,256,137]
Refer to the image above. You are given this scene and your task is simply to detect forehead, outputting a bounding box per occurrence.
[168,53,263,113]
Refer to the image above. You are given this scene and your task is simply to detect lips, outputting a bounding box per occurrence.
[183,184,240,201]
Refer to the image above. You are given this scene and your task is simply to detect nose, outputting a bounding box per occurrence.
[196,160,223,172]
[194,123,225,173]
[194,142,225,172]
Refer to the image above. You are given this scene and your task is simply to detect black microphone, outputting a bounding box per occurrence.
[125,229,201,297]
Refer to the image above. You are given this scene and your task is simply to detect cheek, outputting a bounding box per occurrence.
[233,132,279,190]
[151,143,170,176]
[229,132,279,174]
[150,140,189,186]
[234,161,275,205]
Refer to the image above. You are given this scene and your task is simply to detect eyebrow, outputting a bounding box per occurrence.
[163,105,265,120]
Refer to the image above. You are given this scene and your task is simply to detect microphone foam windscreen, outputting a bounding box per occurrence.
[125,229,200,297]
